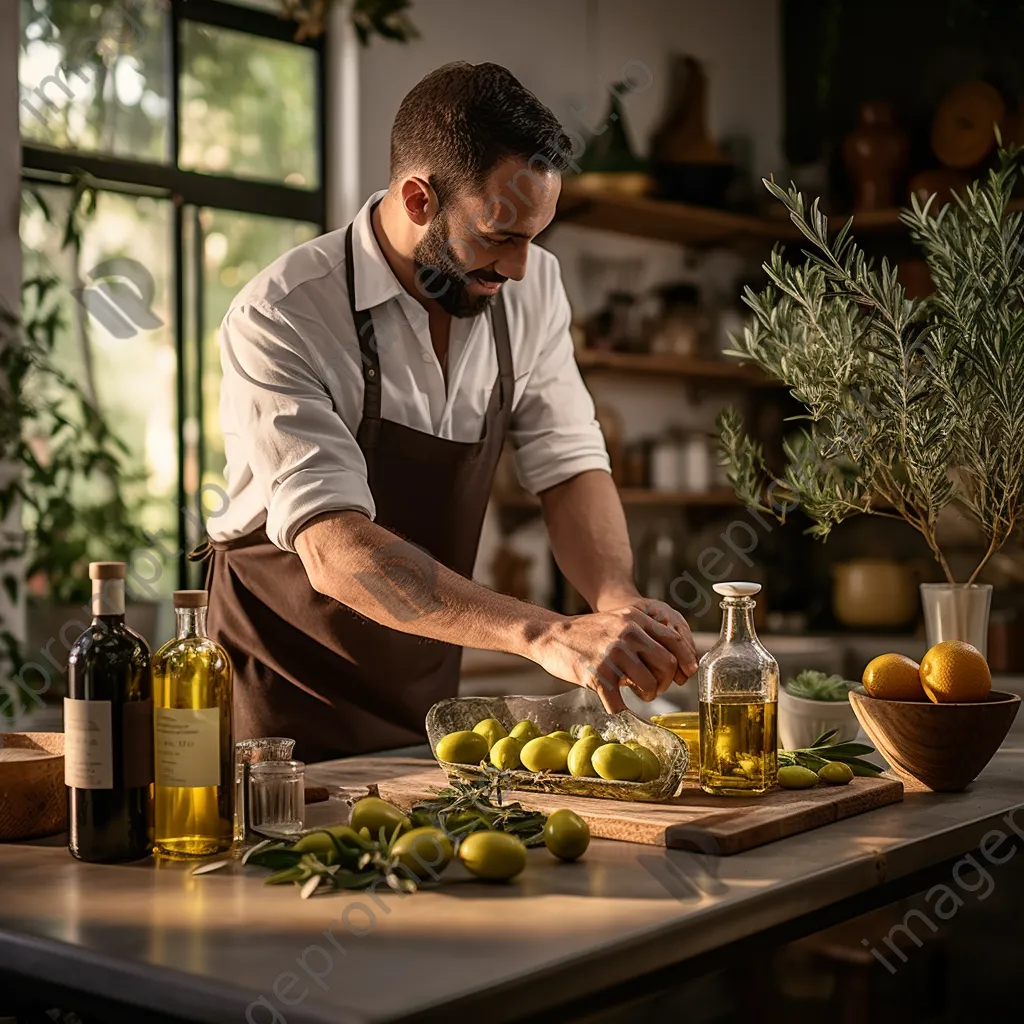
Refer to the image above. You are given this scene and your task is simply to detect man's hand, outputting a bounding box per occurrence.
[531,604,699,714]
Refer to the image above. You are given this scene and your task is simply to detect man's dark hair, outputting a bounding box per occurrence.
[390,62,573,206]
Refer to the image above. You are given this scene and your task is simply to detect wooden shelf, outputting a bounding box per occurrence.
[556,184,1024,246]
[794,197,1024,235]
[495,488,740,509]
[556,184,792,247]
[575,349,779,386]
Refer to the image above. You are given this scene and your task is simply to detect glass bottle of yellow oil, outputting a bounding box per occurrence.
[153,590,233,856]
[698,581,778,796]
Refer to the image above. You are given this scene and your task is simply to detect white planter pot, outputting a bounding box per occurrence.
[778,686,860,751]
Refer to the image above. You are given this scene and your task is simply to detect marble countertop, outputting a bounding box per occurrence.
[2,713,1023,1024]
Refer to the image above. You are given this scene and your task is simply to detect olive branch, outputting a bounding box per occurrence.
[718,146,1024,584]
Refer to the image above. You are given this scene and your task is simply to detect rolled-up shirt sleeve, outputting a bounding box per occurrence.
[219,302,375,551]
[509,269,611,494]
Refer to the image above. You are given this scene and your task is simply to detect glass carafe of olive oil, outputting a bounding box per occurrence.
[153,590,233,856]
[698,582,778,796]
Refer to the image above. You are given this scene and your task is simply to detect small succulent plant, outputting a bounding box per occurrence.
[784,670,856,702]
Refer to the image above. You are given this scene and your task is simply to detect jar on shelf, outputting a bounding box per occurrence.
[680,433,712,492]
[649,283,709,356]
[650,432,682,492]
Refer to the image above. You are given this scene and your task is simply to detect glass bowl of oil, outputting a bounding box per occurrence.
[649,711,699,777]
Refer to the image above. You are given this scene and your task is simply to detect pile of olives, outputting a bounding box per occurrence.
[349,795,590,883]
[435,718,663,783]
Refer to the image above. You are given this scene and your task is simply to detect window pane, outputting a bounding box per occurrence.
[188,208,318,500]
[19,0,169,160]
[179,22,318,188]
[20,185,177,602]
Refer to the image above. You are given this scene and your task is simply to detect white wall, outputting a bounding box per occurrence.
[350,0,784,597]
[356,0,783,203]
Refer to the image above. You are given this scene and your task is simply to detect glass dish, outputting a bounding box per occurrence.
[425,688,687,802]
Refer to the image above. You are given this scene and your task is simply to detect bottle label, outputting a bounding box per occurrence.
[155,707,221,787]
[123,699,154,788]
[64,698,113,789]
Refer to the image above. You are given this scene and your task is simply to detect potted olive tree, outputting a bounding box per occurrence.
[719,147,1024,656]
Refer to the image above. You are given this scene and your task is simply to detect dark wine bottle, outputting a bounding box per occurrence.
[65,561,153,861]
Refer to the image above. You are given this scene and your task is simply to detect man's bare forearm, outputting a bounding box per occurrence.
[295,512,563,658]
[539,469,639,612]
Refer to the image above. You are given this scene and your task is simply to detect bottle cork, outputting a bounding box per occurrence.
[89,562,127,580]
[173,590,209,608]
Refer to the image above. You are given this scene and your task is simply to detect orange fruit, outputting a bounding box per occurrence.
[862,653,927,701]
[919,640,991,703]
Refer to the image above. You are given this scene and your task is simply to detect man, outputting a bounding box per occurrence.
[208,61,697,762]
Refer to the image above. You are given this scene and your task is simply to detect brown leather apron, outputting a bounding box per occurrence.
[205,221,514,763]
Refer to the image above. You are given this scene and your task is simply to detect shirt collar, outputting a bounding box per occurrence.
[349,190,406,313]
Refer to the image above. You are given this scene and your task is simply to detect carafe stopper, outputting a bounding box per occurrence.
[712,582,761,597]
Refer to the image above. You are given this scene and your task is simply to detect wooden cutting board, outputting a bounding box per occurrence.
[372,760,903,856]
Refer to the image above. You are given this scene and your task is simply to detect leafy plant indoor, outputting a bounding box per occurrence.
[784,670,856,702]
[1,184,151,716]
[719,146,1024,586]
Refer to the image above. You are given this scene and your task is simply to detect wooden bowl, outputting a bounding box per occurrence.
[0,732,66,840]
[849,689,1020,792]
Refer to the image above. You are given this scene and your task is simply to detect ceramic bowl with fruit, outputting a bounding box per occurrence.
[426,689,687,802]
[850,641,1020,791]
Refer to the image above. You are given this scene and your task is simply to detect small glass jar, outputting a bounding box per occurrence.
[248,759,306,835]
[234,737,296,841]
[698,582,779,796]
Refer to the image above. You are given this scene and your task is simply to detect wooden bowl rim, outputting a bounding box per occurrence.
[850,687,1021,708]
[779,689,855,707]
[0,732,65,758]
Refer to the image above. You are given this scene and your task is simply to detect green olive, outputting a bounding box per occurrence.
[591,743,642,782]
[458,830,527,881]
[473,718,508,750]
[625,742,662,782]
[489,736,523,770]
[290,830,339,864]
[435,730,489,765]
[544,809,591,861]
[520,735,571,773]
[777,765,820,790]
[817,761,854,786]
[567,736,604,778]
[349,797,411,839]
[390,826,453,881]
[509,720,541,743]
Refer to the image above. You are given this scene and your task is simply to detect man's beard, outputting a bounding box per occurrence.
[412,212,504,318]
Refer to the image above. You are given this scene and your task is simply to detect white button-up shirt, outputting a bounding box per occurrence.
[211,191,610,552]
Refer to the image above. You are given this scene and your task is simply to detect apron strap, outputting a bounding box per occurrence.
[344,223,383,432]
[484,290,514,429]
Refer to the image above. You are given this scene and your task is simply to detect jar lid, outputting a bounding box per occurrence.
[713,581,761,597]
[89,561,126,580]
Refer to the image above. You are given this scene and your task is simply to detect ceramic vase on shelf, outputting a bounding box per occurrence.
[920,583,992,658]
[842,100,908,212]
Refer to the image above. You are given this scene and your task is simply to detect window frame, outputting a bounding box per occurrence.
[20,0,327,588]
